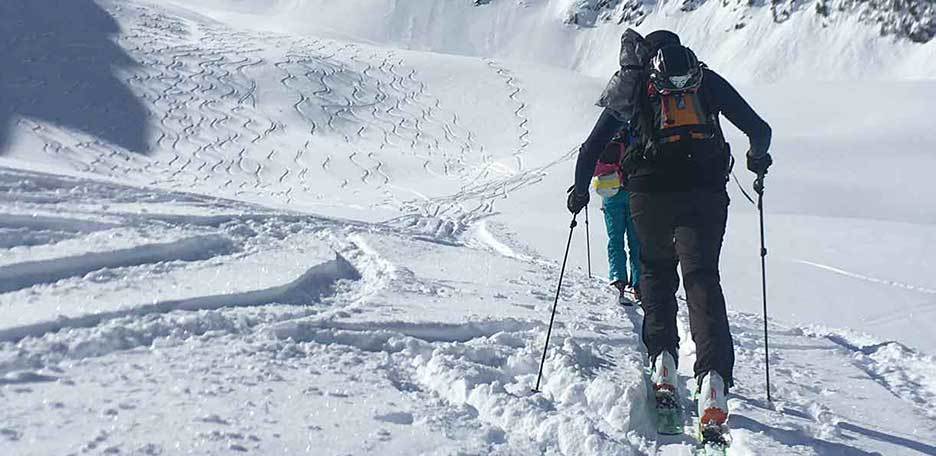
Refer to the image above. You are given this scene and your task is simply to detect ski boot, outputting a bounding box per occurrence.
[651,351,682,435]
[611,280,633,307]
[630,283,641,304]
[697,371,731,454]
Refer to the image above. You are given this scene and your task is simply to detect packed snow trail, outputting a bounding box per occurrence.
[1,0,935,455]
[650,303,936,455]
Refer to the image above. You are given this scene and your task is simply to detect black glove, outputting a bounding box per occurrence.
[747,152,773,175]
[566,187,589,214]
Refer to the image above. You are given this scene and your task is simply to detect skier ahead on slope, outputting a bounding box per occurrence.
[592,128,642,306]
[566,30,772,434]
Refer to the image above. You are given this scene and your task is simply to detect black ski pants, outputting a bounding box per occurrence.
[629,189,734,387]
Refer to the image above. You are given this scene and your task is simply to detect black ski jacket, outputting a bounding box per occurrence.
[573,68,771,194]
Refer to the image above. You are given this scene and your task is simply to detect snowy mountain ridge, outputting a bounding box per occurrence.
[560,0,936,44]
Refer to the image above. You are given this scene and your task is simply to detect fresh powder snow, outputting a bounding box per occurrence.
[0,0,934,455]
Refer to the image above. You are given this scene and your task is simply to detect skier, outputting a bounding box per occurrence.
[566,29,773,445]
[592,131,641,306]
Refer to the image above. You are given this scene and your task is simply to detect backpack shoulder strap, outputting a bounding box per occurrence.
[632,71,655,145]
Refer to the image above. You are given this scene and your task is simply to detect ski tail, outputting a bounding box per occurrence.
[654,387,684,435]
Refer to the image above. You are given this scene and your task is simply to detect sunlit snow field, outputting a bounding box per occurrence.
[1,0,934,454]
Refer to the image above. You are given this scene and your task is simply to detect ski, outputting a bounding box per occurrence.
[697,423,730,455]
[654,388,684,435]
[619,292,635,307]
[612,281,637,307]
[618,287,640,307]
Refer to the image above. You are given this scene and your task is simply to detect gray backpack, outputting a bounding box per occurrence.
[595,29,653,121]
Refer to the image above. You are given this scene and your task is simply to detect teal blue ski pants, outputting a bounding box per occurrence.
[602,191,641,288]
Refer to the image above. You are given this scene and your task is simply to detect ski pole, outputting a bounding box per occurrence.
[585,206,592,279]
[754,174,772,403]
[533,214,578,393]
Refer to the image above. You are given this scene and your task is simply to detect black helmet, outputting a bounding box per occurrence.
[648,45,703,93]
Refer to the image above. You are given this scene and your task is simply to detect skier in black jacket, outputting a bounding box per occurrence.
[566,30,772,434]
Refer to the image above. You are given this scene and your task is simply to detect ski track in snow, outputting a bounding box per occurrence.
[0,234,237,294]
[1,1,935,455]
[486,59,532,172]
[24,1,481,213]
[794,259,936,295]
[14,0,560,241]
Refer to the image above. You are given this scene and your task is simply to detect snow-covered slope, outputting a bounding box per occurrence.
[3,165,935,455]
[1,0,935,454]
[178,0,936,82]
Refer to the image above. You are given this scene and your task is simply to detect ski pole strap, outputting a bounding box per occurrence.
[731,170,756,207]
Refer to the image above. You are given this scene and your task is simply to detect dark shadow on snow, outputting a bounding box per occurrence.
[0,0,149,154]
[730,414,880,456]
[732,393,936,454]
[837,422,936,455]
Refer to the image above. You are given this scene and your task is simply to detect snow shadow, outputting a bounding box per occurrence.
[0,0,149,154]
[733,393,936,454]
[729,414,879,455]
[836,421,936,455]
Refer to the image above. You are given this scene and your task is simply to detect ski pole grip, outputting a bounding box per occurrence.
[754,174,766,195]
